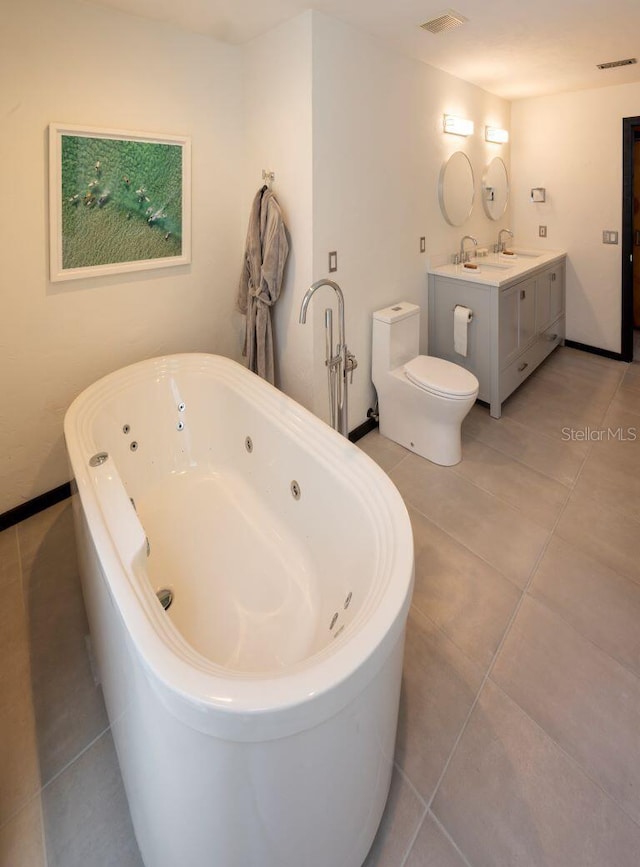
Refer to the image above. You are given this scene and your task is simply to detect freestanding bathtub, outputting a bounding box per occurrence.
[64,353,414,867]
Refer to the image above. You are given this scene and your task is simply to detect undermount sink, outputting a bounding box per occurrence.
[463,260,513,272]
[506,248,543,258]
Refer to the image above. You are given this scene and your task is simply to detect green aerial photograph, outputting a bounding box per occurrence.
[60,135,183,269]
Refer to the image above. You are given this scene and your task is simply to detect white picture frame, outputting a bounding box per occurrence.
[49,123,191,281]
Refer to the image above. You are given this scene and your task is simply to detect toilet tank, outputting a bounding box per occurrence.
[372,303,420,379]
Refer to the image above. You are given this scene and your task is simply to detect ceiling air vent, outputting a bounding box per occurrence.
[597,58,637,70]
[420,10,468,34]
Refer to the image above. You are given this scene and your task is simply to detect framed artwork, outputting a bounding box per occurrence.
[49,123,191,281]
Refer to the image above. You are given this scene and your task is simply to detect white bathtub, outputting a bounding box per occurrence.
[64,353,414,867]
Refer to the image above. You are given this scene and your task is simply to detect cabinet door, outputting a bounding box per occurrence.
[519,278,537,349]
[536,265,565,331]
[549,265,565,322]
[499,284,520,368]
[535,274,551,332]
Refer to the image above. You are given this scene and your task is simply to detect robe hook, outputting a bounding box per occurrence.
[262,169,275,189]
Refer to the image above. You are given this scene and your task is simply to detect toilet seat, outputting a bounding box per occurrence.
[404,356,478,399]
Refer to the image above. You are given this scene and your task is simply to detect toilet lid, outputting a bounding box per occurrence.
[404,356,479,398]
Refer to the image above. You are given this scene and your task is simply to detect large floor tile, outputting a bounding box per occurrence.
[603,403,640,438]
[357,430,410,474]
[532,352,625,394]
[18,501,108,785]
[571,409,640,523]
[529,349,626,402]
[395,607,484,802]
[0,691,41,828]
[492,596,640,824]
[453,439,570,530]
[390,454,549,588]
[498,350,623,442]
[16,501,72,570]
[0,578,31,716]
[410,508,520,669]
[41,730,143,867]
[462,404,586,485]
[615,375,640,404]
[0,797,46,867]
[0,526,20,590]
[362,767,425,867]
[501,384,610,443]
[404,812,469,867]
[432,681,640,867]
[539,346,625,378]
[623,360,640,384]
[555,492,640,585]
[605,382,640,418]
[530,535,640,677]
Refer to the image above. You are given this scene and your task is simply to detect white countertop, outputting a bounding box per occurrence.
[428,248,566,287]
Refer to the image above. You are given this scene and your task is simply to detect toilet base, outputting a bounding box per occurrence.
[375,371,477,467]
[379,413,464,466]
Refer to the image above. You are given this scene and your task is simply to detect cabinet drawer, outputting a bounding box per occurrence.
[541,316,565,352]
[499,342,544,402]
[499,316,565,403]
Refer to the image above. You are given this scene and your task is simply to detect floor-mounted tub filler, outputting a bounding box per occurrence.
[64,354,414,867]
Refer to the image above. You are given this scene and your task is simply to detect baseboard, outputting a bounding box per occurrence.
[349,417,379,443]
[564,340,624,362]
[0,482,72,532]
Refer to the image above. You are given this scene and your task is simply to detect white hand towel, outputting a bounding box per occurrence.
[453,305,473,357]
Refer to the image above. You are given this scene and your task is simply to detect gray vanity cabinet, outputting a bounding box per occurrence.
[428,256,566,418]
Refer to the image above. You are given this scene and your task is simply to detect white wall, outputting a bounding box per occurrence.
[240,11,511,430]
[0,0,244,512]
[311,13,512,427]
[2,4,515,512]
[511,82,640,354]
[242,12,314,408]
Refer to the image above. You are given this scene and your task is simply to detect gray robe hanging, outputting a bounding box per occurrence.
[237,187,289,384]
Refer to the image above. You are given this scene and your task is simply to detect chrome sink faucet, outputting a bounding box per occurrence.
[497,228,514,252]
[459,235,478,264]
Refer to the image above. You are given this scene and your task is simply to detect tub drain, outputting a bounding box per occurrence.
[156,589,173,611]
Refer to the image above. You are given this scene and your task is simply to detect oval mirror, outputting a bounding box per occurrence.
[439,151,475,226]
[482,157,509,220]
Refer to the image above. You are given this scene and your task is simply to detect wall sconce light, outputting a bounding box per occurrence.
[530,187,546,203]
[443,114,474,136]
[485,126,509,144]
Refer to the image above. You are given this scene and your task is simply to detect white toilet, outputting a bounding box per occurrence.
[372,302,479,466]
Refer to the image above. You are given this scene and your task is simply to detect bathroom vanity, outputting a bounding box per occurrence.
[427,249,566,418]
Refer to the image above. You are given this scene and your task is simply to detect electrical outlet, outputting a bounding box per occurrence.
[328,251,337,272]
[539,225,547,238]
[420,237,426,253]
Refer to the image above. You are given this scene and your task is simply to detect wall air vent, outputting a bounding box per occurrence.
[420,10,468,34]
[597,58,637,69]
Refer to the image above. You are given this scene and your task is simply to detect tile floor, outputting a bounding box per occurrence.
[2,346,640,866]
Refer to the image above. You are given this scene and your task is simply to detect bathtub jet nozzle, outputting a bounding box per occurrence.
[89,452,109,467]
[156,588,173,611]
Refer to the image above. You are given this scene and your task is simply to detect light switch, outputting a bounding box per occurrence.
[602,231,619,245]
[328,251,337,272]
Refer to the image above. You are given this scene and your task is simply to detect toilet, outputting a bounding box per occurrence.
[372,302,479,466]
